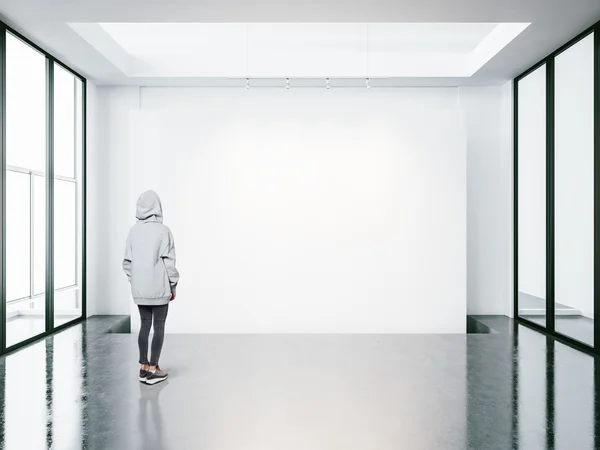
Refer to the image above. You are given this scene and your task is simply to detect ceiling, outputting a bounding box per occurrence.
[68,22,528,79]
[0,0,599,86]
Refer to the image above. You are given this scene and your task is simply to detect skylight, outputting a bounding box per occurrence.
[69,22,530,78]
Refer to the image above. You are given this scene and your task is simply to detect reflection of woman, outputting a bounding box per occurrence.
[123,191,180,385]
[138,381,167,449]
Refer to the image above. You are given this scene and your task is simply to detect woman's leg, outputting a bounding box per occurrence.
[138,305,153,365]
[149,304,169,367]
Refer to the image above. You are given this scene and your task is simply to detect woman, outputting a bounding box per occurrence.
[123,190,180,385]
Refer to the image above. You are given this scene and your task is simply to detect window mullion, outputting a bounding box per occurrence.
[73,77,78,301]
[45,58,54,333]
[29,171,33,305]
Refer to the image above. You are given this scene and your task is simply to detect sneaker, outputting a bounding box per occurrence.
[146,366,168,385]
[139,368,149,383]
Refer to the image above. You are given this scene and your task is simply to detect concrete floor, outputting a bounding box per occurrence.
[0,316,597,450]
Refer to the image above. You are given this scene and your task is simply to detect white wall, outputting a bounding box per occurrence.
[89,86,467,332]
[554,33,594,319]
[86,86,140,316]
[460,82,514,316]
[87,84,517,323]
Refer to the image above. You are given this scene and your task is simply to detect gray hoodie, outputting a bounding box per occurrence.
[123,191,180,306]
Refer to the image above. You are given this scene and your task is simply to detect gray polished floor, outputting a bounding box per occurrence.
[0,316,597,450]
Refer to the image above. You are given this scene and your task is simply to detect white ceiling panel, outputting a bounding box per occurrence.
[369,53,470,78]
[69,22,528,78]
[100,23,248,77]
[367,23,497,53]
[248,24,367,78]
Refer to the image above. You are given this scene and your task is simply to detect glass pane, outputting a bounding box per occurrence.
[54,64,75,179]
[6,297,45,348]
[6,33,46,172]
[54,290,79,328]
[517,65,547,325]
[554,33,594,346]
[76,79,83,289]
[6,171,30,302]
[5,31,47,347]
[33,175,46,295]
[53,74,83,328]
[6,171,46,347]
[54,180,76,290]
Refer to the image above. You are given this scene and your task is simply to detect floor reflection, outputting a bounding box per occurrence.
[1,338,47,449]
[50,326,85,450]
[138,381,168,450]
[0,325,88,450]
[514,324,596,450]
[468,318,597,450]
[0,317,597,449]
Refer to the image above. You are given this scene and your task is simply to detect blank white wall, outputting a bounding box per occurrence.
[126,88,466,333]
[87,84,519,323]
[88,88,466,332]
[86,86,140,316]
[517,66,546,300]
[554,33,594,319]
[460,82,513,316]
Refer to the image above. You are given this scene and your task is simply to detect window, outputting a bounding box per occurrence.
[2,28,86,351]
[5,33,47,347]
[554,33,594,346]
[53,64,83,326]
[515,22,600,355]
[517,64,547,326]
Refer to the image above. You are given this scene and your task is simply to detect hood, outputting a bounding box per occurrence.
[136,190,163,222]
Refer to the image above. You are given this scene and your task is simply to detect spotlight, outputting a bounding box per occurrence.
[366,78,371,89]
[286,78,290,90]
[326,78,330,90]
[245,78,250,89]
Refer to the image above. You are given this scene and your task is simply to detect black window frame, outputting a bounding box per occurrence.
[514,19,600,355]
[0,20,87,355]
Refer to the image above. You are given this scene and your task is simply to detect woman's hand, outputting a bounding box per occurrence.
[170,292,176,301]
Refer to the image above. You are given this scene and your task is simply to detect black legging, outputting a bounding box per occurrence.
[138,304,169,366]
